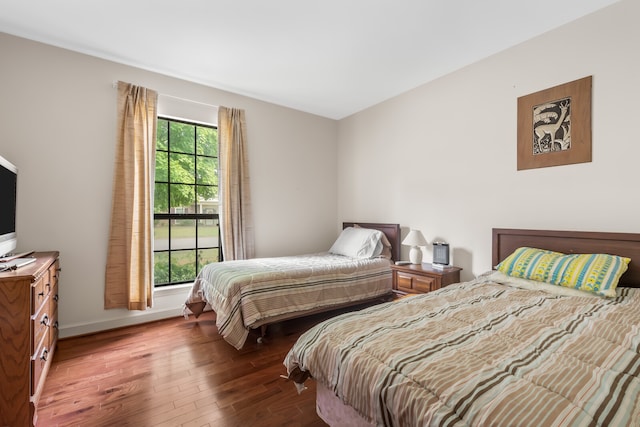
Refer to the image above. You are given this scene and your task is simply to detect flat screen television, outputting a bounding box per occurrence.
[0,154,17,258]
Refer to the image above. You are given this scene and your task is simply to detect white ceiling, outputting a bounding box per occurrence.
[0,0,621,119]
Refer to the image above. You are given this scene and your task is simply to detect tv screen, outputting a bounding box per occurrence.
[0,154,17,258]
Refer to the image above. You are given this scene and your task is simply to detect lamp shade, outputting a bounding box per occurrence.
[402,229,427,264]
[402,229,427,247]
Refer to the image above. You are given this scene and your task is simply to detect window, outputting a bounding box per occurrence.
[153,117,220,287]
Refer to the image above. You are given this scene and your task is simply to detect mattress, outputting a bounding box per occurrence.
[285,271,640,426]
[184,252,392,349]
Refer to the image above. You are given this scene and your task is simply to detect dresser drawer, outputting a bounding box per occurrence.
[31,275,48,315]
[31,300,51,354]
[31,329,50,396]
[48,259,60,289]
[50,281,59,346]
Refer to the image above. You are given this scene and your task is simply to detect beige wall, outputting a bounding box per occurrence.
[0,33,338,336]
[1,0,638,337]
[337,0,640,280]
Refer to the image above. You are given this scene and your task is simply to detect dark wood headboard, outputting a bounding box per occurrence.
[492,228,640,287]
[343,222,401,262]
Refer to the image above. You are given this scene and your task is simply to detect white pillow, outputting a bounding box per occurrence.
[329,227,384,259]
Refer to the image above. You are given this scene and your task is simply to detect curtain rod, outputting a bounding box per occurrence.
[112,81,218,109]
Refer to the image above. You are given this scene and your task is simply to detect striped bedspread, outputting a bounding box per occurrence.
[285,272,640,426]
[184,253,392,349]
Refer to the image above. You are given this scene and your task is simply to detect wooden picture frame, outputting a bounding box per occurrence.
[517,76,592,170]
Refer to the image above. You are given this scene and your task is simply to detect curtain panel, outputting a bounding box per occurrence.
[218,106,255,260]
[104,82,157,310]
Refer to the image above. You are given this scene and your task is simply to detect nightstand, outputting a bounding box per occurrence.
[391,263,462,295]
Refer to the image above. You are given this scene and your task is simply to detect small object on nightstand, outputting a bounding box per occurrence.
[432,242,450,270]
[395,260,411,266]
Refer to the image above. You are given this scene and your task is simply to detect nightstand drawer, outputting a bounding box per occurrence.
[391,263,462,295]
[397,272,435,294]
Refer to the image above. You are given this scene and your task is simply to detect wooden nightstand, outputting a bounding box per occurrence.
[391,263,462,295]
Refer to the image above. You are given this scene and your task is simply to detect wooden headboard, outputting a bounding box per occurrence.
[343,222,401,262]
[492,228,640,287]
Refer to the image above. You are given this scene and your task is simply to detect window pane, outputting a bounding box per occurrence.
[157,119,168,151]
[171,250,196,283]
[170,122,195,154]
[154,183,169,214]
[198,218,219,248]
[198,248,219,267]
[197,126,218,156]
[197,156,217,185]
[154,252,169,286]
[155,151,168,182]
[170,152,195,184]
[154,219,169,250]
[171,219,196,250]
[197,185,218,205]
[170,183,195,212]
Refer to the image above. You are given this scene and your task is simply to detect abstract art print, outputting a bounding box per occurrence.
[517,76,592,170]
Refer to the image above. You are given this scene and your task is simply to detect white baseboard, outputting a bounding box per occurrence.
[59,306,185,338]
[59,283,195,338]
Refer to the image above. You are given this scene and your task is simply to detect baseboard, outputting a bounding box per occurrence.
[59,283,196,338]
[59,306,185,338]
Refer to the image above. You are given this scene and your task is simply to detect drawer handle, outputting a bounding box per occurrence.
[40,348,49,362]
[53,321,59,330]
[38,291,45,297]
[53,294,59,302]
[40,314,49,326]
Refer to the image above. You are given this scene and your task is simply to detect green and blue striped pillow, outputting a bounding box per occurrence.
[496,247,630,297]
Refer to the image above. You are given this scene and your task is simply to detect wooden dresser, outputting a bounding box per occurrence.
[0,251,60,427]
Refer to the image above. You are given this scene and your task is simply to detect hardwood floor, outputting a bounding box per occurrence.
[37,312,333,427]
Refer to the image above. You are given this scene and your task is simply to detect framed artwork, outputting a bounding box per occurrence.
[517,76,592,170]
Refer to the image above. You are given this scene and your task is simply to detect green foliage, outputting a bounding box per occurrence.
[153,256,195,285]
[153,248,220,286]
[154,119,218,213]
[170,121,196,154]
[197,126,218,157]
[157,118,169,150]
[154,252,169,285]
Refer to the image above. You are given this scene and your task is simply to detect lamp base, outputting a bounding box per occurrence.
[409,246,423,264]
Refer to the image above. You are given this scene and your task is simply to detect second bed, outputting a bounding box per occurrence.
[184,222,400,349]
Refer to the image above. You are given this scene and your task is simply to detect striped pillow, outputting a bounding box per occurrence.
[496,247,630,297]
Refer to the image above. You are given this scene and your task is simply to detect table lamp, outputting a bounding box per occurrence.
[402,229,427,264]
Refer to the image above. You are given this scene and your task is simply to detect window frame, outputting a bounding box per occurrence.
[153,116,221,287]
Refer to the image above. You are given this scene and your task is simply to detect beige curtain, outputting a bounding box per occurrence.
[104,82,157,310]
[218,106,255,260]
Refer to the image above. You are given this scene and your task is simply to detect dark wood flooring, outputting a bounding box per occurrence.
[36,310,338,427]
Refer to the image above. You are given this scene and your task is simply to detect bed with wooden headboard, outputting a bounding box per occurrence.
[492,227,640,287]
[184,221,401,349]
[286,227,640,427]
